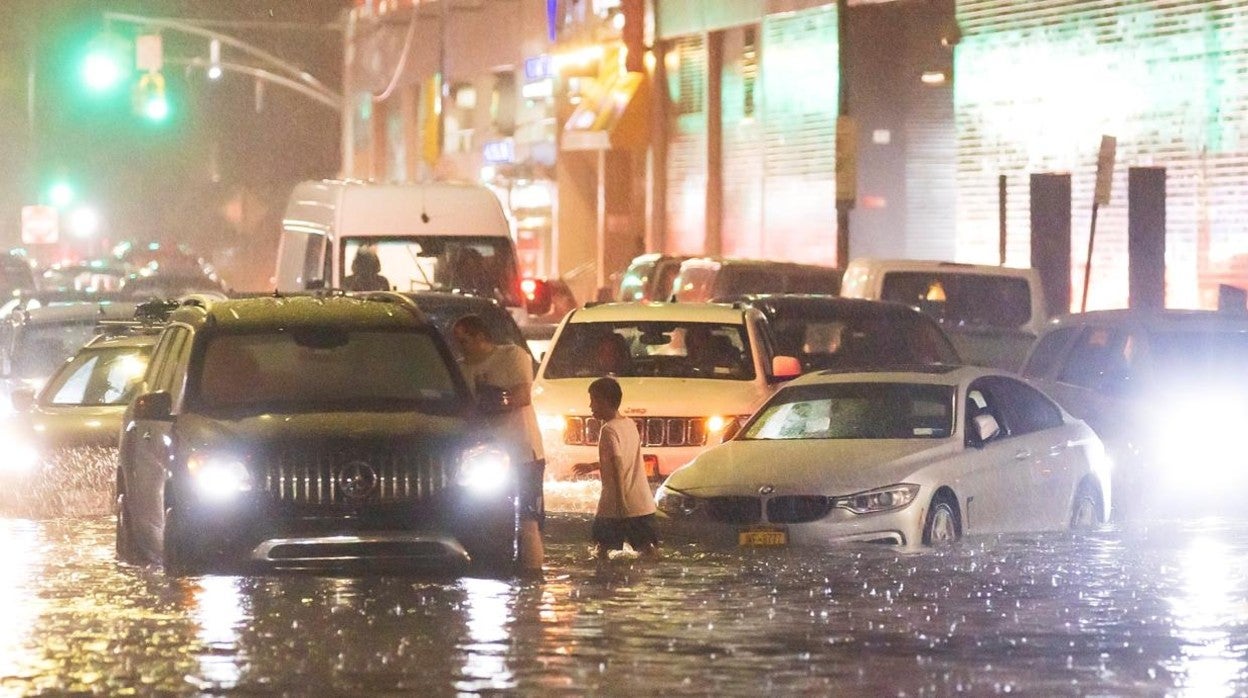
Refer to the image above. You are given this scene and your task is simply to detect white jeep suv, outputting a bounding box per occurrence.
[533,302,799,480]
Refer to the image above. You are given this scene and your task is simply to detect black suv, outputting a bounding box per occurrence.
[114,293,520,574]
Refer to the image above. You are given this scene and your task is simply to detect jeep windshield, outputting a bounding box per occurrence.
[543,321,755,380]
[192,328,465,412]
[343,236,522,307]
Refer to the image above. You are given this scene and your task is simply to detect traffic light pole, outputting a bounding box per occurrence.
[101,11,342,108]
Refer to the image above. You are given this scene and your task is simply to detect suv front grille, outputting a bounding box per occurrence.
[262,444,446,506]
[564,416,708,448]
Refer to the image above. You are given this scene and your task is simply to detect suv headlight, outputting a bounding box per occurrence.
[655,485,700,517]
[834,483,919,515]
[187,453,252,501]
[458,444,512,495]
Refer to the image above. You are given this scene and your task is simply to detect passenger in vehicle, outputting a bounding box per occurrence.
[344,246,391,292]
[685,326,741,377]
[591,333,631,377]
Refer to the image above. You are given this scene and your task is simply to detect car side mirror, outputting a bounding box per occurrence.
[523,278,553,317]
[133,391,173,421]
[477,385,517,414]
[771,355,802,382]
[10,386,35,413]
[971,413,1000,446]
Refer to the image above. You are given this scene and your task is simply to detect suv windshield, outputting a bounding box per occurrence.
[544,321,754,380]
[343,236,521,306]
[193,328,463,411]
[742,382,955,440]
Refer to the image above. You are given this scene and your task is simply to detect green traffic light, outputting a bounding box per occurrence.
[143,94,169,121]
[49,181,75,208]
[83,51,123,92]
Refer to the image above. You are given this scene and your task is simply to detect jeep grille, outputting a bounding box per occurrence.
[563,416,708,448]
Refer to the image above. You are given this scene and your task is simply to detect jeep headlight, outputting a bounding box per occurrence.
[655,485,700,517]
[458,444,512,495]
[187,453,252,501]
[834,483,919,515]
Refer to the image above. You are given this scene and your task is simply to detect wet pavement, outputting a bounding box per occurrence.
[3,491,1248,695]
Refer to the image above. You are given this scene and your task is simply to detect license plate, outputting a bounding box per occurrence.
[738,527,787,547]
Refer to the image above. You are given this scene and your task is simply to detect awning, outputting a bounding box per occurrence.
[561,71,649,152]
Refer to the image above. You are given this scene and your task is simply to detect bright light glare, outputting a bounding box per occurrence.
[114,354,148,382]
[68,207,100,238]
[207,64,223,81]
[1154,395,1248,480]
[144,96,170,121]
[706,415,727,433]
[458,445,511,495]
[188,455,251,500]
[1,441,40,474]
[537,414,566,432]
[48,182,74,209]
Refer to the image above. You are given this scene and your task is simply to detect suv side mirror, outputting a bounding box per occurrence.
[771,355,802,382]
[969,413,1000,447]
[522,278,553,317]
[477,385,517,415]
[10,386,35,413]
[133,391,173,421]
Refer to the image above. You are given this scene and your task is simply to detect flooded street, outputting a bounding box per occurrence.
[3,478,1248,695]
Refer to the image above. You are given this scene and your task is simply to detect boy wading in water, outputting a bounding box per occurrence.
[572,377,660,560]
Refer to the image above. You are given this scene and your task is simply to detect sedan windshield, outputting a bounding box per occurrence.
[193,329,463,411]
[742,382,955,440]
[12,322,102,381]
[343,236,521,306]
[44,345,153,406]
[543,321,754,380]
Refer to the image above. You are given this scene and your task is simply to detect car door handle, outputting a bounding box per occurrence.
[1013,450,1032,461]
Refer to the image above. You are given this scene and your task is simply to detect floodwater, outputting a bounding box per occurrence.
[3,452,1248,695]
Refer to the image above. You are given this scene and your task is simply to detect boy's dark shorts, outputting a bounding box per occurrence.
[520,459,545,526]
[592,514,659,551]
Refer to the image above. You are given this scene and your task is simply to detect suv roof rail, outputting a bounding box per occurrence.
[351,290,431,323]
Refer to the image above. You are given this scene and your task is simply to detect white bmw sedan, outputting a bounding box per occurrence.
[655,365,1111,548]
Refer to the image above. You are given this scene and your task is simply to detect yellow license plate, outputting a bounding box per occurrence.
[738,527,787,547]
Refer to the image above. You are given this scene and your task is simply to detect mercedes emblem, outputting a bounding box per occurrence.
[338,460,378,501]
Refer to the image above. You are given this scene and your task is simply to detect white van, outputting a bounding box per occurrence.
[276,180,527,316]
[839,258,1048,371]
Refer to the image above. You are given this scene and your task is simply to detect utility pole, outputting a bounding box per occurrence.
[834,0,855,269]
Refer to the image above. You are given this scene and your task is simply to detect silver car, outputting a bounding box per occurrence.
[656,365,1110,548]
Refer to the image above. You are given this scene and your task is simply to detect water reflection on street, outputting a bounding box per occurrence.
[2,513,1248,695]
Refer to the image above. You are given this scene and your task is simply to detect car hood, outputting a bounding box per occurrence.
[174,410,481,453]
[533,376,771,417]
[662,438,961,497]
[24,405,127,448]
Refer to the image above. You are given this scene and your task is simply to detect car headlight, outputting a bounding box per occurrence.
[458,443,512,495]
[187,453,252,501]
[0,436,40,474]
[537,413,566,432]
[655,485,700,517]
[835,483,919,515]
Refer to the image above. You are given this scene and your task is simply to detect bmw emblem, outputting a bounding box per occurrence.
[338,460,378,501]
[758,484,775,496]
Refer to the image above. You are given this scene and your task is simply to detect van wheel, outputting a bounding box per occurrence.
[922,494,961,545]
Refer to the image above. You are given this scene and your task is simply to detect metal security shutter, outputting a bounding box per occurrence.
[665,35,708,255]
[760,5,839,266]
[957,0,1248,310]
[721,26,766,258]
[905,73,956,260]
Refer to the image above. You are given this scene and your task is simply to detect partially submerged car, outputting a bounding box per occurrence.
[534,301,801,480]
[1022,309,1248,518]
[656,365,1110,548]
[115,293,525,575]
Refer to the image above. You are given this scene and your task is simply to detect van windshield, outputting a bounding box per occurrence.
[343,236,521,307]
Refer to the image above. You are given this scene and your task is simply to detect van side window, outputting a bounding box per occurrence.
[302,236,326,288]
